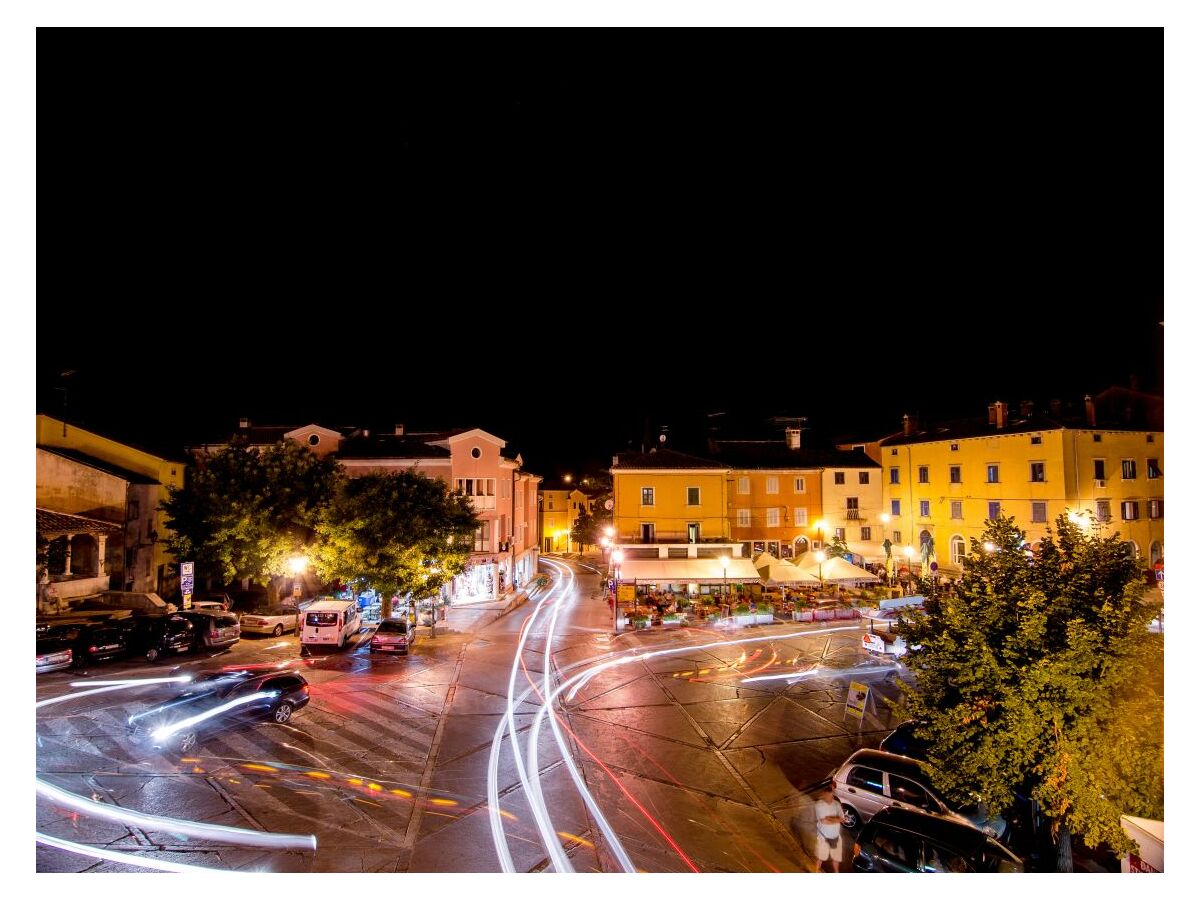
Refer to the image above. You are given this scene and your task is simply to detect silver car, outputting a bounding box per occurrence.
[238,600,301,636]
[831,748,1007,839]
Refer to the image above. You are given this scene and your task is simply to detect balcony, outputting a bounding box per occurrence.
[845,508,862,520]
[468,495,497,511]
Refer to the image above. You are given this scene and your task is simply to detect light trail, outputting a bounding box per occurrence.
[37,675,194,709]
[36,778,317,850]
[740,662,901,684]
[36,832,235,873]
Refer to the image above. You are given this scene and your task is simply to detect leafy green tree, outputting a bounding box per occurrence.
[824,532,850,560]
[570,509,596,553]
[897,514,1161,870]
[311,471,480,619]
[161,439,340,602]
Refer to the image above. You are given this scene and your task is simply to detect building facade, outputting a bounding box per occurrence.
[875,399,1165,576]
[36,414,186,599]
[539,486,593,553]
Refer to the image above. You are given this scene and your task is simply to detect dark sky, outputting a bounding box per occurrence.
[36,35,1163,480]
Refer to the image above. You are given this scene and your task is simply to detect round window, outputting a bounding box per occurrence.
[471,447,482,459]
[308,434,320,446]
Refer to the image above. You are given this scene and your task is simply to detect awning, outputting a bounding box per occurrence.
[37,508,122,537]
[616,558,762,584]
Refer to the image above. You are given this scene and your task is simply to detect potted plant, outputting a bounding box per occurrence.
[632,615,651,630]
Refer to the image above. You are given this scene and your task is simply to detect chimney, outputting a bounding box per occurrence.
[1049,398,1062,417]
[238,417,250,429]
[1020,400,1034,418]
[902,414,915,437]
[394,424,405,436]
[987,405,996,425]
[1084,395,1096,428]
[993,401,1008,429]
[612,455,619,466]
[785,427,802,449]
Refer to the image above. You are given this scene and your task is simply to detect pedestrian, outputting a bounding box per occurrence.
[813,786,844,873]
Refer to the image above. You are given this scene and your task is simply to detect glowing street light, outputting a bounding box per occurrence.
[611,550,625,633]
[814,549,826,591]
[718,555,730,599]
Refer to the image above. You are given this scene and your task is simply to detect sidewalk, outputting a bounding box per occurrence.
[441,588,532,635]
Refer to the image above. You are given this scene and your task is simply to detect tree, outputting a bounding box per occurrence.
[311,471,480,619]
[570,509,596,553]
[161,439,340,602]
[896,514,1161,870]
[825,533,850,560]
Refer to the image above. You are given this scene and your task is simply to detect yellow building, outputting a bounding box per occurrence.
[611,449,730,545]
[877,399,1164,576]
[36,414,187,595]
[540,486,594,553]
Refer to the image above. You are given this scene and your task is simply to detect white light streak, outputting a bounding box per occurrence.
[36,832,235,873]
[149,691,278,741]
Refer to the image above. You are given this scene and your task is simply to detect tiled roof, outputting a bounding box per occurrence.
[711,441,880,469]
[37,446,160,484]
[612,449,726,469]
[37,508,122,535]
[879,413,1068,447]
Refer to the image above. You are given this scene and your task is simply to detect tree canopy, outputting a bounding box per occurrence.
[311,470,480,618]
[162,439,340,600]
[570,508,596,552]
[897,514,1162,869]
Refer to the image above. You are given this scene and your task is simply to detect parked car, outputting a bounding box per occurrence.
[235,598,301,636]
[126,669,311,752]
[177,610,241,650]
[40,622,130,668]
[852,807,1024,873]
[880,719,932,759]
[831,748,1007,838]
[190,591,233,611]
[370,618,416,654]
[122,615,195,662]
[300,598,361,649]
[36,633,75,673]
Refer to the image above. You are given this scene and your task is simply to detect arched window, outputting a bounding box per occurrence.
[1150,541,1163,565]
[1122,541,1140,561]
[794,536,809,555]
[950,535,967,566]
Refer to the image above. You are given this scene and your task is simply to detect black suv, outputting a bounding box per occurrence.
[127,669,311,753]
[122,615,195,662]
[39,622,129,668]
[852,807,1025,873]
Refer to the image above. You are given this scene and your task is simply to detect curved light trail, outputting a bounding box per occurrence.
[36,832,237,874]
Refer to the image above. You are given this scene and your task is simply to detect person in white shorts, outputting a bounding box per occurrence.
[814,786,844,872]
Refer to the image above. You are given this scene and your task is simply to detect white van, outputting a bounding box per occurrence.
[301,599,362,649]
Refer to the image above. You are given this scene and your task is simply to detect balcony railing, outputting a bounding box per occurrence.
[845,508,862,520]
[468,495,497,511]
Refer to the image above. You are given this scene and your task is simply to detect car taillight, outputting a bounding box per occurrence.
[302,685,310,695]
[852,842,861,858]
[88,646,98,653]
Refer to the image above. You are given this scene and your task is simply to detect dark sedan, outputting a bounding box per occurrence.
[127,669,311,753]
[122,615,195,662]
[39,622,129,669]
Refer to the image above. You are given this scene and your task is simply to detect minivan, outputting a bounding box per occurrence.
[831,748,1007,838]
[852,807,1024,872]
[300,598,361,649]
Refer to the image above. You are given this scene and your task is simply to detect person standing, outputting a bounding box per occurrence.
[814,786,844,873]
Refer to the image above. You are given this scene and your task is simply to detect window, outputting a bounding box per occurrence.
[988,501,1002,520]
[1147,458,1161,479]
[547,498,554,510]
[847,767,885,795]
[737,476,750,495]
[950,443,959,451]
[847,497,859,513]
[455,478,496,496]
[949,465,961,484]
[950,536,967,565]
[1096,499,1112,522]
[1147,434,1155,443]
[889,467,900,485]
[127,499,140,521]
[737,508,751,528]
[893,531,902,543]
[1121,500,1140,521]
[307,433,320,446]
[474,521,491,551]
[793,476,807,493]
[766,508,780,527]
[1148,498,1163,519]
[890,777,935,812]
[471,447,482,459]
[1094,459,1106,480]
[1121,459,1137,480]
[641,487,655,506]
[986,464,1000,483]
[918,466,929,484]
[861,527,872,541]
[950,500,963,520]
[794,507,808,526]
[891,448,898,456]
[765,476,779,494]
[834,472,845,485]
[1032,501,1047,523]
[834,527,846,540]
[1030,462,1045,483]
[640,523,656,543]
[859,471,870,485]
[687,523,700,543]
[919,500,930,518]
[1031,435,1042,445]
[686,486,700,506]
[1093,433,1102,442]
[891,499,901,516]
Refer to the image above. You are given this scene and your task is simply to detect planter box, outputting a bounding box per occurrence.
[662,616,685,627]
[834,608,860,620]
[793,610,815,622]
[813,609,836,621]
[754,613,775,625]
[733,614,757,627]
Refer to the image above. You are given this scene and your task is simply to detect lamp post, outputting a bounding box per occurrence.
[814,549,826,592]
[611,550,624,633]
[813,519,827,553]
[288,554,308,605]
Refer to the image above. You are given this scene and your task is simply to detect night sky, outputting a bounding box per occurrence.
[35,36,1163,480]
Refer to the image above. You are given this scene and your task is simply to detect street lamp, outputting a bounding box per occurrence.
[814,549,826,591]
[813,519,827,552]
[611,550,624,633]
[718,554,730,602]
[288,554,308,602]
